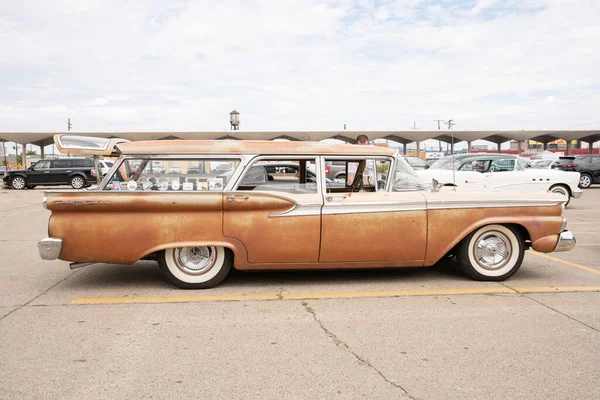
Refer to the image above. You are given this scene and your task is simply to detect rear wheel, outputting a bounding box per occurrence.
[549,184,570,207]
[579,173,592,189]
[456,224,524,281]
[158,246,233,289]
[70,175,85,189]
[11,176,26,190]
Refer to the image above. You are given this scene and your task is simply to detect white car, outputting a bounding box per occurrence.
[417,154,582,206]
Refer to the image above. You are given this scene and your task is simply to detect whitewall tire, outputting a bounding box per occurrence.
[549,184,570,207]
[158,246,233,289]
[457,224,524,281]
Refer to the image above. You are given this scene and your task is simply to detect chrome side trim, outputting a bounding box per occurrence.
[426,199,563,209]
[271,203,322,217]
[38,238,62,260]
[554,230,575,252]
[323,201,426,215]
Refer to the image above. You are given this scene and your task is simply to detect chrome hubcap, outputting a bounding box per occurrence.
[474,233,511,270]
[174,247,217,275]
[73,177,84,188]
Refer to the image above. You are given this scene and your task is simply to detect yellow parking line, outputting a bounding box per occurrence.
[528,252,600,275]
[70,286,600,305]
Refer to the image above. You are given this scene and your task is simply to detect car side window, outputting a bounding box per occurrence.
[459,160,491,172]
[489,159,515,172]
[324,158,391,193]
[592,157,600,165]
[235,159,318,194]
[103,158,240,191]
[52,160,68,169]
[33,160,51,170]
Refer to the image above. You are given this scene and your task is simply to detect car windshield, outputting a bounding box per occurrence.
[393,157,428,191]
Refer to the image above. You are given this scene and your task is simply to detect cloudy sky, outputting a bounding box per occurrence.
[1,0,599,133]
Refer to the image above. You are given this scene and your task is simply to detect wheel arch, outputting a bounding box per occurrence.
[140,240,245,267]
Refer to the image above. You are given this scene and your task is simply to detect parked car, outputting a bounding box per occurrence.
[570,155,600,188]
[37,135,575,289]
[417,154,582,206]
[3,157,95,189]
[324,160,346,180]
[550,156,577,171]
[402,155,430,170]
[529,159,556,169]
[90,160,115,180]
[0,165,6,177]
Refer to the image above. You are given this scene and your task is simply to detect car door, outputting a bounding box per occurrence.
[319,156,427,263]
[50,159,70,184]
[27,160,52,184]
[223,158,323,264]
[483,158,517,189]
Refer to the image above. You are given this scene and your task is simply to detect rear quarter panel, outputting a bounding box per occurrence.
[46,191,243,264]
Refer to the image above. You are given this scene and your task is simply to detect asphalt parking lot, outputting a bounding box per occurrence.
[0,186,599,399]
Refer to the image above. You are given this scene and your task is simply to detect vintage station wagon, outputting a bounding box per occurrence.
[38,135,576,289]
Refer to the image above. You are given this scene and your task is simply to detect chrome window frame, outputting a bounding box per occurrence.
[319,154,396,194]
[231,155,323,195]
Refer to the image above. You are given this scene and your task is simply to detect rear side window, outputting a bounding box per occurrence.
[70,159,93,168]
[104,157,240,191]
[52,160,68,168]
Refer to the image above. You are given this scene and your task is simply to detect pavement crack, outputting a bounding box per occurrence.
[276,286,284,300]
[0,268,84,323]
[302,301,415,399]
[522,294,599,333]
[499,282,599,332]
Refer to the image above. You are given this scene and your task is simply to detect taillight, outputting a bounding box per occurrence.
[90,169,96,177]
[565,164,574,169]
[325,166,330,174]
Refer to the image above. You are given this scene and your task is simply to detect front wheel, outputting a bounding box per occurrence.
[456,224,524,281]
[579,173,592,189]
[11,176,26,190]
[158,246,233,289]
[70,175,85,189]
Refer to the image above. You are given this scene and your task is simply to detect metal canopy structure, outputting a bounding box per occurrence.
[1,130,599,147]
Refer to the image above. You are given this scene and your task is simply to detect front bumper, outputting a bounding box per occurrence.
[554,230,576,252]
[38,238,62,260]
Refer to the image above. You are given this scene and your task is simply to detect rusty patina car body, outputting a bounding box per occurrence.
[38,135,576,289]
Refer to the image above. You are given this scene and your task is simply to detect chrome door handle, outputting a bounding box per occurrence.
[66,170,72,173]
[226,195,249,202]
[44,171,50,173]
[326,195,347,202]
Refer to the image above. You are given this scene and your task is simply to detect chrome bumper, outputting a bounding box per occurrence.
[554,231,575,252]
[572,189,583,199]
[38,238,62,260]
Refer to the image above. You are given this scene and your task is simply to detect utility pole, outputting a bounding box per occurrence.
[343,123,346,130]
[67,118,73,131]
[434,119,444,151]
[446,119,455,154]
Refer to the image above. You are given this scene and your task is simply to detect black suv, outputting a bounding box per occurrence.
[572,155,600,188]
[550,156,576,171]
[3,158,95,190]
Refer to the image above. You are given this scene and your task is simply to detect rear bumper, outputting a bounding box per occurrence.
[554,230,575,252]
[38,238,62,260]
[572,188,583,198]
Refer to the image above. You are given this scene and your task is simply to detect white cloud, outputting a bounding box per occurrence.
[0,0,598,134]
